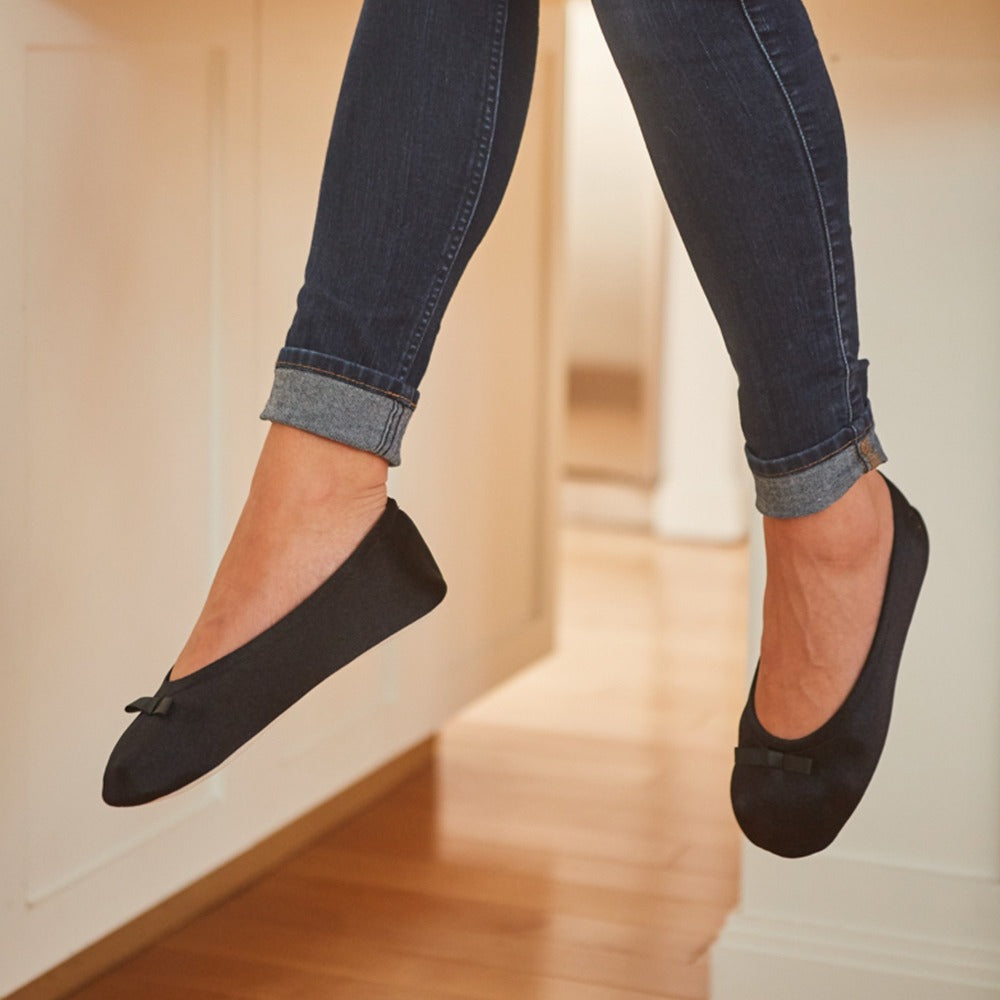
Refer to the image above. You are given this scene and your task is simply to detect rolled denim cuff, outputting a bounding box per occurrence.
[750,426,887,518]
[260,350,417,466]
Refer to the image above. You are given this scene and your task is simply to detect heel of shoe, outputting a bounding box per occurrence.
[392,506,448,607]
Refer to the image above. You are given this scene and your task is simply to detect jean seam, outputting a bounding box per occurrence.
[275,361,416,408]
[374,402,403,457]
[396,0,508,382]
[737,0,854,428]
[374,413,391,457]
[750,424,875,478]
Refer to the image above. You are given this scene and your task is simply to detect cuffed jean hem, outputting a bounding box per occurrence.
[260,365,415,466]
[750,426,887,518]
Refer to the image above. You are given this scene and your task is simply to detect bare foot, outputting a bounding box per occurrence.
[755,470,894,739]
[170,423,388,681]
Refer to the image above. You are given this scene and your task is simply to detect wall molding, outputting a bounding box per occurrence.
[5,738,435,1000]
[712,855,1000,1000]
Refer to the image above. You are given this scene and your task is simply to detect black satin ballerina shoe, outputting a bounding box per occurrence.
[730,477,929,858]
[103,499,446,807]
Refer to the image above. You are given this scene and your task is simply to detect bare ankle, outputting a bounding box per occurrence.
[255,423,389,505]
[763,471,890,567]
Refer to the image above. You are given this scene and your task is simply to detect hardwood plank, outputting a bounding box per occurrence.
[163,912,710,1000]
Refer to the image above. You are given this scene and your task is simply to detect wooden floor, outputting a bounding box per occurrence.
[70,525,749,1000]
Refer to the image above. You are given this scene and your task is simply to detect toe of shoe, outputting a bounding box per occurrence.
[730,766,848,858]
[102,724,190,807]
[102,751,151,807]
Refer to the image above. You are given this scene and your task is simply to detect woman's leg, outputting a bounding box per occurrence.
[172,0,538,679]
[588,0,893,737]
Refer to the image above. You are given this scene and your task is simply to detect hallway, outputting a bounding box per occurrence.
[70,526,748,999]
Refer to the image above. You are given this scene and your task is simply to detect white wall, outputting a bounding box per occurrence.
[651,218,750,543]
[562,0,663,373]
[0,2,565,994]
[712,2,1000,995]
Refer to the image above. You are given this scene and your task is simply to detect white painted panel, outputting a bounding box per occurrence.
[1,1,563,994]
[832,49,1000,875]
[652,218,749,543]
[11,2,259,978]
[24,42,216,902]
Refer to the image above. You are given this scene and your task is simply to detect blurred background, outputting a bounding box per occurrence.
[2,2,998,998]
[560,1,747,540]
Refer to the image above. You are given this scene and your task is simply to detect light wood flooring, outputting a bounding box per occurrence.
[70,525,749,1000]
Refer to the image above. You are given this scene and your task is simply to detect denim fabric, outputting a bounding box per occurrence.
[261,0,886,517]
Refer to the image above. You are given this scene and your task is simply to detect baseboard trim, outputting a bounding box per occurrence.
[5,736,436,1000]
[567,363,644,410]
[712,893,1000,1000]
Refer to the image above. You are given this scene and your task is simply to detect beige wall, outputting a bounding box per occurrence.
[563,0,663,373]
[0,3,565,994]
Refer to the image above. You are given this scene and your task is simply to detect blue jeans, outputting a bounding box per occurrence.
[260,0,886,518]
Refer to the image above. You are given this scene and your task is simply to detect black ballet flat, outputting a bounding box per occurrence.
[730,477,929,858]
[103,499,446,807]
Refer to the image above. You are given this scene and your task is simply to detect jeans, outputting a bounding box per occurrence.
[260,0,887,518]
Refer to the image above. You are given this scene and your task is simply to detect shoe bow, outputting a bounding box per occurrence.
[734,746,813,774]
[125,695,174,717]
